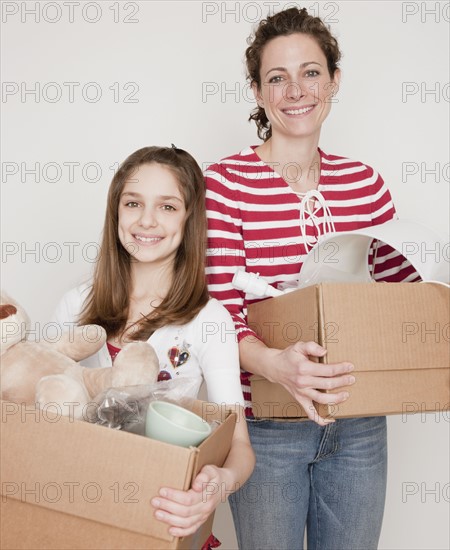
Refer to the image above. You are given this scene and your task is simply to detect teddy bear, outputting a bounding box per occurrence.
[0,291,160,420]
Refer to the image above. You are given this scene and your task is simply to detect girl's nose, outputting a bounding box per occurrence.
[138,208,157,228]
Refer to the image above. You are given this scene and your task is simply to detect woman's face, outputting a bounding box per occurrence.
[253,33,341,141]
[118,163,187,268]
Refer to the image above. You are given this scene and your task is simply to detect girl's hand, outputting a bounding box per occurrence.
[151,464,233,537]
[270,341,356,426]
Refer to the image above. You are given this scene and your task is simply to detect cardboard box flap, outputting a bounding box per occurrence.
[320,283,450,372]
[0,402,198,542]
[193,412,236,478]
[248,285,319,349]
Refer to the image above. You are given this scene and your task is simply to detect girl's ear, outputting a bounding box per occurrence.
[252,81,264,108]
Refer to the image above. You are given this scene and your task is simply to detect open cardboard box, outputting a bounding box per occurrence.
[0,399,236,549]
[248,282,450,419]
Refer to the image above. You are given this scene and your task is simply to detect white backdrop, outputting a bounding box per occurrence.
[2,1,449,548]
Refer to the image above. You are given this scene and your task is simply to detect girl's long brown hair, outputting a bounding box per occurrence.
[79,146,209,340]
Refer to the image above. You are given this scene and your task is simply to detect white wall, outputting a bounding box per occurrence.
[2,1,449,548]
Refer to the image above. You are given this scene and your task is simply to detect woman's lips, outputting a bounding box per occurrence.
[282,104,315,116]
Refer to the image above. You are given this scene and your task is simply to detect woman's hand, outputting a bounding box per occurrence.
[240,337,356,426]
[151,464,233,537]
[268,340,355,425]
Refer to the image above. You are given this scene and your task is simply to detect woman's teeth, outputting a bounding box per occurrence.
[284,106,314,115]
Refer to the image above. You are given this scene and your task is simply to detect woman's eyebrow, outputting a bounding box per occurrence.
[265,61,323,77]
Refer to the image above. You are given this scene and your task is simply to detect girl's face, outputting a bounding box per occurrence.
[118,163,187,268]
[253,33,341,141]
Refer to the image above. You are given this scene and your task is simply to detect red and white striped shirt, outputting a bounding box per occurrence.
[205,146,419,413]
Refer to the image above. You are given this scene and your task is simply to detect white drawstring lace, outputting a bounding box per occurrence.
[298,189,336,251]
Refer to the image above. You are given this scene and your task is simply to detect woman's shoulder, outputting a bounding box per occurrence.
[204,145,262,174]
[320,149,378,176]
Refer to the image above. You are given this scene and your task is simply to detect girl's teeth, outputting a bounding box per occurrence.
[285,106,313,115]
[135,235,160,243]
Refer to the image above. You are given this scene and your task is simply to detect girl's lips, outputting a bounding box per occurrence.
[281,104,316,116]
[133,233,163,245]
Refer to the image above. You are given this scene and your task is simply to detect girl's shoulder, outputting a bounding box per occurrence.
[192,297,234,326]
[52,281,92,325]
[60,282,92,308]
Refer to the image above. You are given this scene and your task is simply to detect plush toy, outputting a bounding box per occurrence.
[0,292,160,420]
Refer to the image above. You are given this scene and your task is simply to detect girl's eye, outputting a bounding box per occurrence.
[125,201,140,208]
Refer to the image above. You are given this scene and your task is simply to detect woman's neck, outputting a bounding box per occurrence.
[255,134,321,193]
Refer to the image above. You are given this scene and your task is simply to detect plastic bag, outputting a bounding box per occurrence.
[90,377,200,435]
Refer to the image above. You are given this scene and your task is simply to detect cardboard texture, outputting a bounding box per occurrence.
[248,283,450,419]
[0,400,236,549]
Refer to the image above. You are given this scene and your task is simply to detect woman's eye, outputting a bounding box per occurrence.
[268,75,283,84]
[305,70,320,78]
[162,204,176,211]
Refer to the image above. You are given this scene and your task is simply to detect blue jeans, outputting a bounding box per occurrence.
[229,416,387,550]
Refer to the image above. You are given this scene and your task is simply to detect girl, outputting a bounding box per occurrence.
[53,145,255,538]
[205,7,418,550]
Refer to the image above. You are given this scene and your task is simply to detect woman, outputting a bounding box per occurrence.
[52,145,255,539]
[205,8,417,549]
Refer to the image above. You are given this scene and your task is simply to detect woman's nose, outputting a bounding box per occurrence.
[285,80,304,101]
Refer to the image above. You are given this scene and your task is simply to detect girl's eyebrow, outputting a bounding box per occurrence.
[265,61,323,77]
[121,191,183,203]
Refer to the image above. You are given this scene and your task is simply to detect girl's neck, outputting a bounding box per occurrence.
[130,260,173,303]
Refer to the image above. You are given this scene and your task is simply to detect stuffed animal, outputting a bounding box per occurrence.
[0,292,160,420]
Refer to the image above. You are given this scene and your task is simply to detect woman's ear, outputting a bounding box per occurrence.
[331,68,341,96]
[252,81,264,108]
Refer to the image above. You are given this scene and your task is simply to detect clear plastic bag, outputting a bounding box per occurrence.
[90,377,200,435]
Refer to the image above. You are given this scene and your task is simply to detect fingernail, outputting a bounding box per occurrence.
[152,498,160,507]
[347,364,354,371]
[342,392,350,399]
[159,488,167,497]
[349,376,356,384]
[155,511,164,519]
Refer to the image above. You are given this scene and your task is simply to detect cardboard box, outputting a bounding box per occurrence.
[0,400,236,549]
[248,283,450,419]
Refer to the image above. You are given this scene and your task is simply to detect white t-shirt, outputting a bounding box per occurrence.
[52,284,244,406]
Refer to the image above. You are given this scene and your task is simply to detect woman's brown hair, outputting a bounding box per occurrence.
[79,146,209,340]
[246,7,342,141]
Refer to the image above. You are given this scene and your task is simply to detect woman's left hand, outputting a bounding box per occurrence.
[151,464,233,537]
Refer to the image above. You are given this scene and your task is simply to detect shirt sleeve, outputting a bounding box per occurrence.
[368,167,421,282]
[194,299,244,406]
[205,164,257,342]
[51,284,93,329]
